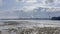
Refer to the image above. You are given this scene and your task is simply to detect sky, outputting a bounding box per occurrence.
[0,0,60,19]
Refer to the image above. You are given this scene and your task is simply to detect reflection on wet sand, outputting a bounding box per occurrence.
[0,21,60,34]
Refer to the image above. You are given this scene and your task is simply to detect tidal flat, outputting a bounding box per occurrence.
[0,20,60,34]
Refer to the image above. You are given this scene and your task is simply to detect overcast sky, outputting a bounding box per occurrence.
[0,0,60,19]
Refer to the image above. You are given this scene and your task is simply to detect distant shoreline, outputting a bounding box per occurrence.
[1,17,60,20]
[0,18,50,20]
[0,17,60,20]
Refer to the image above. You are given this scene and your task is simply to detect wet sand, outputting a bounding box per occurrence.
[0,20,60,34]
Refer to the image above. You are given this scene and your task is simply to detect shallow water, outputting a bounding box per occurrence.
[0,20,60,34]
[1,20,60,25]
[0,20,60,27]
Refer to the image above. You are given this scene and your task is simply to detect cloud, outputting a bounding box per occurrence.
[0,11,7,14]
[0,16,19,19]
[16,0,37,2]
[20,6,36,12]
[45,0,54,4]
[16,0,25,2]
[0,0,60,19]
[0,0,3,6]
[23,0,60,9]
[25,0,37,3]
[1,0,60,12]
